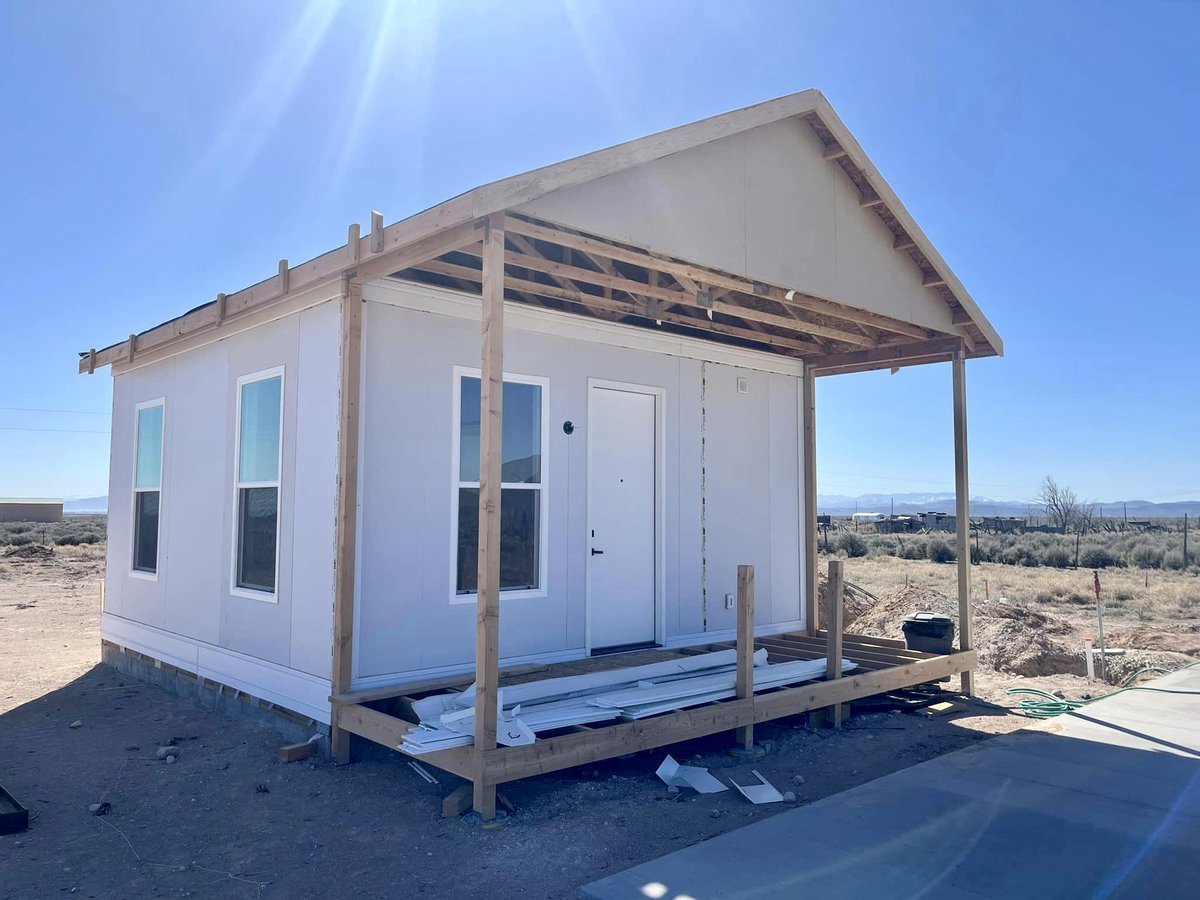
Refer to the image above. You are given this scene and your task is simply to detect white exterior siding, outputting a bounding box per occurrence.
[354,280,807,687]
[102,301,340,704]
[518,117,955,333]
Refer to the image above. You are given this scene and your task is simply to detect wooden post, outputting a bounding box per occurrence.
[330,278,364,762]
[825,559,844,728]
[1184,514,1189,569]
[952,351,974,695]
[802,366,818,635]
[734,564,755,750]
[473,213,505,820]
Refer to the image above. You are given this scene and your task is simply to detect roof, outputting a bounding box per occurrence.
[80,90,1001,373]
[0,498,63,505]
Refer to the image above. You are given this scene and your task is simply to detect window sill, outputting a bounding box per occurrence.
[129,569,159,582]
[450,588,547,606]
[231,587,279,604]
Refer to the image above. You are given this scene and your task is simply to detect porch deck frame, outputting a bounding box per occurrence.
[333,633,976,791]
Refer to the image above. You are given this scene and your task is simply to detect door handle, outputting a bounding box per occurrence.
[591,548,604,556]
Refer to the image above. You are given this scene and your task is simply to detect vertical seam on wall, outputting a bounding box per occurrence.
[700,361,708,631]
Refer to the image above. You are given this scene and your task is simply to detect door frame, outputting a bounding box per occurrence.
[585,378,666,653]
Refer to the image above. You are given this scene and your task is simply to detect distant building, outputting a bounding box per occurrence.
[0,498,63,523]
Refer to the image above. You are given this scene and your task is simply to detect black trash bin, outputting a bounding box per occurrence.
[901,612,955,655]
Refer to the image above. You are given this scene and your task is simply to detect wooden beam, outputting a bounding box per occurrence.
[503,216,934,341]
[354,218,483,283]
[825,559,845,728]
[953,351,973,695]
[337,704,476,779]
[479,650,977,784]
[330,278,364,763]
[215,293,227,328]
[859,193,885,209]
[503,248,873,348]
[802,368,818,635]
[923,272,947,288]
[951,308,973,325]
[347,224,361,263]
[735,565,755,750]
[371,211,384,253]
[402,260,822,355]
[277,259,289,294]
[473,213,505,821]
[893,234,916,252]
[808,337,965,375]
[822,142,849,161]
[277,740,316,764]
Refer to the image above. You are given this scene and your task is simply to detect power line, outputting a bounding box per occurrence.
[0,426,110,435]
[0,406,109,415]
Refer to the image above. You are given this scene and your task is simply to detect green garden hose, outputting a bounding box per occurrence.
[1006,666,1190,718]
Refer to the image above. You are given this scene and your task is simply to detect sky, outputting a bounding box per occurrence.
[0,0,1197,504]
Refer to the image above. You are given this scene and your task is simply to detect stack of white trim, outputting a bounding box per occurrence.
[398,649,856,756]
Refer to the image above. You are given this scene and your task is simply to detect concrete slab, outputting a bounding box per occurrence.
[584,666,1200,899]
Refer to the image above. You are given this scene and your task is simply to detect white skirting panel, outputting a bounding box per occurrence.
[662,620,807,651]
[101,613,333,724]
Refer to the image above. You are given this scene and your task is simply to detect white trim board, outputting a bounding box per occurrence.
[349,646,588,692]
[364,278,806,378]
[101,613,333,723]
[663,619,808,650]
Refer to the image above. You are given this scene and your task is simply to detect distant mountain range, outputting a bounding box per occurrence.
[65,492,1200,519]
[817,492,1200,519]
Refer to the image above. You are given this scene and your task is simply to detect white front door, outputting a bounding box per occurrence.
[588,385,657,650]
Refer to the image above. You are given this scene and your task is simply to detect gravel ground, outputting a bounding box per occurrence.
[2,546,1044,900]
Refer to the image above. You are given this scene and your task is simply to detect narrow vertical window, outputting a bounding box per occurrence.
[132,400,164,574]
[234,370,283,595]
[453,371,547,598]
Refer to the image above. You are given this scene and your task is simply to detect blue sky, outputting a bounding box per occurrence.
[0,1,1196,504]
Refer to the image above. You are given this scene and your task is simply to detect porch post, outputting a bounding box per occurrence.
[473,212,506,819]
[330,276,364,762]
[802,366,819,635]
[952,350,974,695]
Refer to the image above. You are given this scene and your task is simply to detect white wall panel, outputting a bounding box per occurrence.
[357,284,806,684]
[518,118,954,333]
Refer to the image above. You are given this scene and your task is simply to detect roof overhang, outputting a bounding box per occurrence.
[79,90,1001,376]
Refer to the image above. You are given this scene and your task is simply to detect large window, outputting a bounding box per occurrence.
[132,399,164,575]
[452,369,548,600]
[234,369,283,597]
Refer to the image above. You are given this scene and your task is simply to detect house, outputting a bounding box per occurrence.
[0,498,63,523]
[80,91,1000,818]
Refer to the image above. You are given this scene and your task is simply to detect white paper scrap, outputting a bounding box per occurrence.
[656,754,728,794]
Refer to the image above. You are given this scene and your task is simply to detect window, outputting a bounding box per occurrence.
[452,369,548,600]
[234,369,283,596]
[132,400,164,574]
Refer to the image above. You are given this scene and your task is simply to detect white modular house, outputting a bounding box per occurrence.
[83,92,1001,760]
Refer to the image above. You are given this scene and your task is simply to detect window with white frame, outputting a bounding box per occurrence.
[453,369,548,598]
[132,400,164,574]
[234,369,283,595]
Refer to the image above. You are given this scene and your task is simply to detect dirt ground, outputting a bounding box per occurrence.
[0,545,1141,900]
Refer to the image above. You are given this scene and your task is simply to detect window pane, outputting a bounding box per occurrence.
[133,491,159,572]
[237,487,278,592]
[239,376,281,483]
[458,377,541,484]
[135,405,163,490]
[456,487,540,594]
